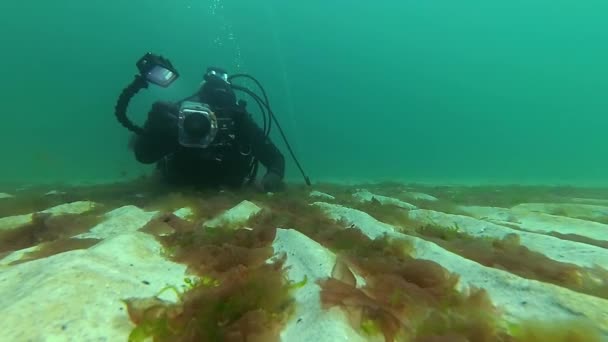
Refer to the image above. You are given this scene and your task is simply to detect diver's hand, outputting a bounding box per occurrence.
[146,101,178,138]
[262,171,285,193]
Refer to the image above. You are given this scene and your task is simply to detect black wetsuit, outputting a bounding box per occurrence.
[132,95,285,189]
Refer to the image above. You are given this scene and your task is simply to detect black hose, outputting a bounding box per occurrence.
[229,74,273,136]
[115,75,148,135]
[249,91,269,136]
[231,84,311,186]
[229,74,271,109]
[238,93,265,185]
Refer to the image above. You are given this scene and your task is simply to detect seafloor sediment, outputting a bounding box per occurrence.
[0,179,607,342]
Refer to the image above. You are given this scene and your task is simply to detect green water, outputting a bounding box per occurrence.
[1,1,607,186]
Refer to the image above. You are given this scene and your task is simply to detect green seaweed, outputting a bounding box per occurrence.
[123,210,297,342]
[509,318,603,342]
[288,275,308,290]
[3,180,608,341]
[360,318,381,336]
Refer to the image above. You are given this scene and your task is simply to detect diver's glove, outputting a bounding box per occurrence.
[262,171,285,193]
[145,101,179,139]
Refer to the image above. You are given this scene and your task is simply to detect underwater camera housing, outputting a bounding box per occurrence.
[177,101,218,148]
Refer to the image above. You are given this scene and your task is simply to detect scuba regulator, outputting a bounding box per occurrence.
[114,52,311,186]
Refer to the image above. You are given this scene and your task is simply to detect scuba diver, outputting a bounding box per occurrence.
[114,53,311,192]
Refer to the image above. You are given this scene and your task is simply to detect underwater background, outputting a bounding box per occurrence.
[1,0,607,186]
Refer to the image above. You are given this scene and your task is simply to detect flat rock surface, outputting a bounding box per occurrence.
[0,214,32,232]
[203,200,262,229]
[273,228,366,342]
[570,197,608,206]
[0,232,187,342]
[0,201,97,232]
[309,190,336,200]
[353,189,417,210]
[512,202,608,222]
[316,202,608,335]
[75,205,157,240]
[407,208,608,268]
[173,207,194,220]
[460,205,608,241]
[401,191,438,201]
